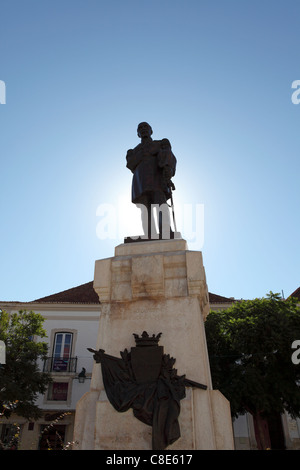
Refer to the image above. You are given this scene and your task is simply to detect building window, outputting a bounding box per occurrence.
[28,422,34,431]
[47,382,69,401]
[43,331,77,373]
[52,332,73,372]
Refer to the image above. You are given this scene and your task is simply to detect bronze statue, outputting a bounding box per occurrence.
[88,332,206,450]
[126,122,177,240]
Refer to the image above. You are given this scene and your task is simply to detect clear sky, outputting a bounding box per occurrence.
[0,0,299,302]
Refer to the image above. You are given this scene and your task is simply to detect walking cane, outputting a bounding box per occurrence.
[168,180,177,233]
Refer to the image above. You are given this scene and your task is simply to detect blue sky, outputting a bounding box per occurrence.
[0,0,299,302]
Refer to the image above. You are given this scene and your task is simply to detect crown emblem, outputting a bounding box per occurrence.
[133,331,162,347]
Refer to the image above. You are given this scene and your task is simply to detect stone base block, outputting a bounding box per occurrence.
[74,388,233,450]
[73,239,234,450]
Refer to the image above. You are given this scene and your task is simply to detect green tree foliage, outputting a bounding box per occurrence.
[205,293,300,449]
[0,309,52,419]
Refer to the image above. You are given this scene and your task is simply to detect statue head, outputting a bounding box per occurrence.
[137,122,153,139]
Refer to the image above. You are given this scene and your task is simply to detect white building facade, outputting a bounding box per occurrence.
[0,283,100,450]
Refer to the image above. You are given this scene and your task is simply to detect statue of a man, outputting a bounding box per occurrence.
[126,122,177,239]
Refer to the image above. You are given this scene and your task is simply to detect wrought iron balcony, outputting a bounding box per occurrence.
[43,356,77,373]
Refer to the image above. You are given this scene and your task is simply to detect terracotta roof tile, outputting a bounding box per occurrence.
[32,281,233,305]
[289,287,300,301]
[33,281,100,304]
[208,292,234,303]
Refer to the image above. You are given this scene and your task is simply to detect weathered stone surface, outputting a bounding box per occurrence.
[94,239,210,320]
[74,239,234,450]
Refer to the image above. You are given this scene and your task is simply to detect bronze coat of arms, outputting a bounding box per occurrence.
[88,331,206,450]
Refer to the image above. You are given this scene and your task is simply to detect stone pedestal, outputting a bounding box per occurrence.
[73,239,234,450]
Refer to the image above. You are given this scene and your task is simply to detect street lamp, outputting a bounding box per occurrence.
[78,367,86,383]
